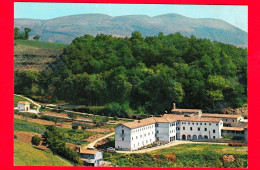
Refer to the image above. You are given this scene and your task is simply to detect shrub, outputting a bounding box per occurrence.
[81,124,87,131]
[14,135,17,139]
[228,142,247,147]
[165,153,177,162]
[31,135,41,146]
[72,122,79,130]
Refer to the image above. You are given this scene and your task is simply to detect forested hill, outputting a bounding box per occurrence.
[14,13,247,47]
[15,32,247,116]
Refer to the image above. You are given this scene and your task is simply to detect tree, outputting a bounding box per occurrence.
[72,122,79,130]
[33,35,40,41]
[67,113,77,121]
[42,126,65,155]
[24,28,31,40]
[81,124,87,131]
[51,117,59,126]
[14,27,20,39]
[31,135,41,146]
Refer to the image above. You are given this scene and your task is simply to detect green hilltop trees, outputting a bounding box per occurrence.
[14,32,247,115]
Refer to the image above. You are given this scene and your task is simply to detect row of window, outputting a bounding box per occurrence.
[132,131,154,140]
[130,125,155,133]
[181,122,218,126]
[181,127,216,133]
[133,139,153,147]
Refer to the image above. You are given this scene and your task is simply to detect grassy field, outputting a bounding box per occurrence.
[105,144,247,168]
[15,40,67,49]
[14,140,73,166]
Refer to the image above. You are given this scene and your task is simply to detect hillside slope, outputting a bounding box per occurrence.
[14,40,67,71]
[14,13,247,46]
[14,140,73,166]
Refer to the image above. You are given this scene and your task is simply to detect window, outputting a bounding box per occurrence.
[200,123,202,125]
[196,123,198,125]
[192,123,194,125]
[213,136,215,139]
[140,135,142,138]
[216,123,218,126]
[182,122,184,124]
[183,127,185,130]
[205,128,207,131]
[198,127,200,131]
[190,127,192,131]
[213,130,216,133]
[188,122,190,125]
[178,127,180,130]
[226,119,228,121]
[157,130,159,134]
[122,130,124,134]
[233,120,235,122]
[122,137,124,141]
[209,123,211,126]
[204,123,206,125]
[136,136,138,139]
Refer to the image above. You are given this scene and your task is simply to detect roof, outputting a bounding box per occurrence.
[121,114,222,129]
[222,127,245,131]
[79,149,99,155]
[121,117,157,129]
[171,108,201,113]
[202,113,242,119]
[163,114,222,123]
[17,101,30,105]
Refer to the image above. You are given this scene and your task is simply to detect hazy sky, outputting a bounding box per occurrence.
[14,3,248,32]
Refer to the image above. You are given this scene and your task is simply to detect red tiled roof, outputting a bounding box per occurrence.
[222,127,245,131]
[171,108,201,113]
[17,101,30,105]
[121,114,221,129]
[79,149,99,154]
[202,113,242,119]
[121,117,157,129]
[163,114,222,123]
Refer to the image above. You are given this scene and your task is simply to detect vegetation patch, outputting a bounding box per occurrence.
[105,144,247,168]
[14,140,73,166]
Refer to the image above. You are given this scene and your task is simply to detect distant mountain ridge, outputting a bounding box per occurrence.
[14,13,248,47]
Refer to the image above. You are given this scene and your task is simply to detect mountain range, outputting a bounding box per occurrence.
[14,13,248,47]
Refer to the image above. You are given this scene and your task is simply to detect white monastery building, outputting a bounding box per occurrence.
[115,103,224,151]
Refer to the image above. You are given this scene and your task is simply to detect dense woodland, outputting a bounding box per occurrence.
[15,32,247,116]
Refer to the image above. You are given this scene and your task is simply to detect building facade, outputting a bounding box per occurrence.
[115,114,223,151]
[79,148,103,166]
[17,101,30,111]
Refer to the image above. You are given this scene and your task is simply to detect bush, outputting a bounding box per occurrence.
[15,111,38,119]
[14,135,17,139]
[165,153,177,162]
[31,135,41,146]
[72,122,79,130]
[228,142,247,147]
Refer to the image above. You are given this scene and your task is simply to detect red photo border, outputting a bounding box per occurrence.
[1,0,259,169]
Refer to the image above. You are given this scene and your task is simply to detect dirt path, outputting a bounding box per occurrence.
[116,141,228,154]
[84,132,115,149]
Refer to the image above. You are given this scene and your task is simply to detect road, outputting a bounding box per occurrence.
[84,132,115,149]
[116,141,228,154]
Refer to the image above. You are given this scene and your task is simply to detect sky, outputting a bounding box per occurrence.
[14,3,248,32]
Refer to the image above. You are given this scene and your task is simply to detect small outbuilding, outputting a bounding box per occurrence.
[79,148,103,167]
[17,101,30,112]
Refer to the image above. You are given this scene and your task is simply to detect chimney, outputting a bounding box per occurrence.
[165,111,167,114]
[173,103,176,110]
